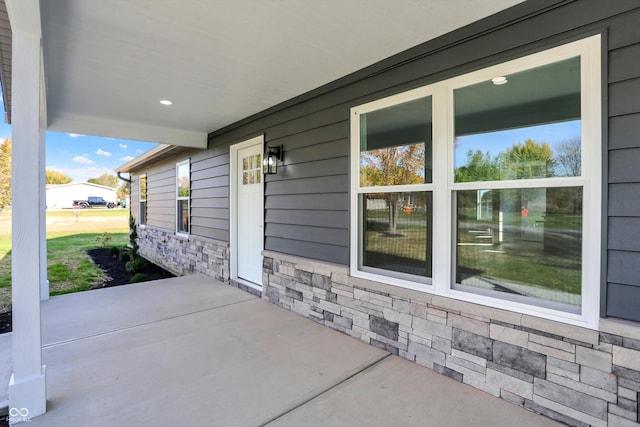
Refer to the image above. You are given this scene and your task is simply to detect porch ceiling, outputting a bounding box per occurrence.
[8,0,524,147]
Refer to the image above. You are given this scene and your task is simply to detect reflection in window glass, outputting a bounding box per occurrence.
[139,175,147,225]
[455,187,582,310]
[360,96,432,186]
[177,161,190,234]
[140,175,147,201]
[242,154,262,185]
[362,192,432,278]
[177,199,189,233]
[454,57,581,182]
[177,163,190,197]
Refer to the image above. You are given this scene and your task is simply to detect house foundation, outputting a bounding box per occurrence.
[137,226,229,281]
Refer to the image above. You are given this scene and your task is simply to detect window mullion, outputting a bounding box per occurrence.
[358,184,434,193]
[450,177,588,191]
[432,85,451,293]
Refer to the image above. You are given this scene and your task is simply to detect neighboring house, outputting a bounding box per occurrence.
[116,3,640,426]
[45,182,117,209]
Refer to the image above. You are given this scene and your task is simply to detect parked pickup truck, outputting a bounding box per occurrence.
[73,196,117,209]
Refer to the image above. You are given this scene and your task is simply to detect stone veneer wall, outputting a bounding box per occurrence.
[137,226,229,281]
[263,251,640,427]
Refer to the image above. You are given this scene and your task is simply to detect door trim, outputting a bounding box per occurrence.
[229,134,264,290]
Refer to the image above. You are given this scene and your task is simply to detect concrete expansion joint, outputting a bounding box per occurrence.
[258,353,392,427]
[42,297,258,349]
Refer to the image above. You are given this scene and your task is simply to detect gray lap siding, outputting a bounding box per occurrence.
[145,161,176,231]
[190,146,230,241]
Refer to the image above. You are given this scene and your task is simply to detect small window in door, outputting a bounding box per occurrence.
[242,154,262,185]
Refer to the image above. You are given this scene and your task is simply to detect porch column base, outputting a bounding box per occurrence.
[8,365,46,425]
[40,280,49,301]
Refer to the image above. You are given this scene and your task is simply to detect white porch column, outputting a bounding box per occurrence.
[39,130,48,301]
[7,0,47,422]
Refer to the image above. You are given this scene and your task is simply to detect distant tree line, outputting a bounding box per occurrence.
[455,137,581,182]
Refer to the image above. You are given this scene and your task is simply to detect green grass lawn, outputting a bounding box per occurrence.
[456,241,581,295]
[0,209,129,311]
[364,209,581,298]
[46,232,129,296]
[456,212,582,296]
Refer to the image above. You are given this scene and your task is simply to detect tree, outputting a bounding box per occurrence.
[360,143,425,234]
[554,137,581,177]
[455,150,499,183]
[497,138,556,180]
[360,144,425,187]
[46,169,73,184]
[553,137,582,214]
[0,138,10,208]
[88,173,119,188]
[116,181,130,202]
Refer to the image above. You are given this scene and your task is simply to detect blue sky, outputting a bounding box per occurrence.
[42,132,157,182]
[0,89,158,183]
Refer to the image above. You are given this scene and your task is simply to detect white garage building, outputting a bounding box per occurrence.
[45,182,117,209]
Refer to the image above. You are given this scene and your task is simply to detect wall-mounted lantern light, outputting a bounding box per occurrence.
[263,145,283,174]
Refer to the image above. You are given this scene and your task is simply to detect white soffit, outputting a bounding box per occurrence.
[40,0,524,147]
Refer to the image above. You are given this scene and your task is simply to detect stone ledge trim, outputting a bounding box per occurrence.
[601,318,640,342]
[262,250,348,275]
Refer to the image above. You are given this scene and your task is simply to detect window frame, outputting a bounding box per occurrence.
[176,160,190,236]
[139,174,147,226]
[350,35,602,328]
[354,89,436,286]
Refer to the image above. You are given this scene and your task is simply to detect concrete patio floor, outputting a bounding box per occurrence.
[2,275,561,426]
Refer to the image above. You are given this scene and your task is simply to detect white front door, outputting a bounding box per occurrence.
[235,141,264,285]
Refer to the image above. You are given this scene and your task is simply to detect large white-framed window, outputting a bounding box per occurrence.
[176,160,190,235]
[350,35,601,328]
[139,174,147,225]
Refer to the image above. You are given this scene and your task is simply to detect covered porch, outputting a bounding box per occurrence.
[1,274,559,426]
[1,0,530,418]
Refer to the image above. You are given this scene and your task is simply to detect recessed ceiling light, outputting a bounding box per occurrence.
[160,99,173,106]
[491,76,508,85]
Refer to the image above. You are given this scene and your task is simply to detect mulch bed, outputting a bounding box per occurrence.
[86,247,175,288]
[0,311,9,335]
[0,248,174,334]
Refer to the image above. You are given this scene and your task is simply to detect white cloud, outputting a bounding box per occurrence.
[136,149,143,153]
[96,149,111,157]
[120,155,134,162]
[68,133,85,138]
[73,155,94,165]
[119,144,127,149]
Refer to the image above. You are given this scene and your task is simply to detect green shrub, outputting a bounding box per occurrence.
[125,256,145,274]
[130,273,148,283]
[109,246,121,257]
[119,250,131,262]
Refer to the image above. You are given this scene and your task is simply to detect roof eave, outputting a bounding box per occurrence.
[116,144,191,173]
